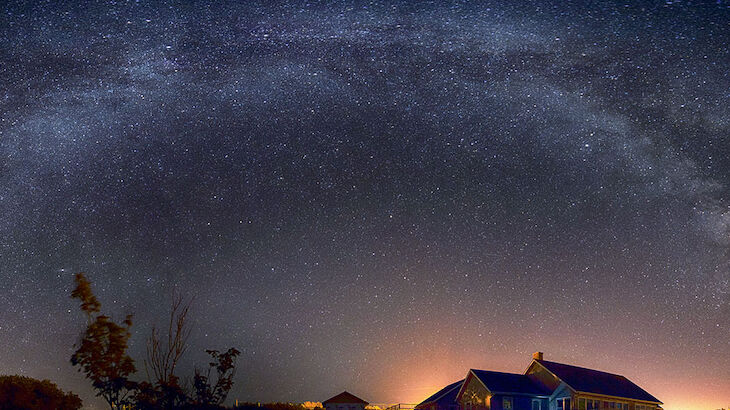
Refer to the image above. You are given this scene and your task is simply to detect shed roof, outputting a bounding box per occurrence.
[323,391,369,405]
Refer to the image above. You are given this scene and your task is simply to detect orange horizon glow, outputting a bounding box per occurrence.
[367,378,729,410]
[349,338,730,410]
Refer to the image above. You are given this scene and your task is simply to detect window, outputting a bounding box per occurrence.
[577,399,586,410]
[557,398,571,410]
[585,400,599,410]
[532,399,541,410]
[503,397,513,410]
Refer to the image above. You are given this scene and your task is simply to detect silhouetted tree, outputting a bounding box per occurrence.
[70,273,136,409]
[69,273,242,409]
[134,378,189,410]
[0,375,82,410]
[134,296,242,409]
[137,293,193,409]
[192,348,241,407]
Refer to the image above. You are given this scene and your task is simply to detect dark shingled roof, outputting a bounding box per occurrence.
[417,379,464,407]
[323,391,369,405]
[471,370,552,396]
[536,360,662,404]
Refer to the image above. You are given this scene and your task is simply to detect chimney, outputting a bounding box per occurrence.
[532,351,543,360]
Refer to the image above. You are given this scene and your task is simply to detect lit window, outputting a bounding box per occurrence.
[503,397,513,410]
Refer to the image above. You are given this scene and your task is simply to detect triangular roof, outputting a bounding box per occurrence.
[417,379,464,407]
[532,359,661,404]
[323,391,369,405]
[469,369,551,396]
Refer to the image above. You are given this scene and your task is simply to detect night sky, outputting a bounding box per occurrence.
[1,1,729,409]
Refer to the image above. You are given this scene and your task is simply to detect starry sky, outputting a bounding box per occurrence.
[1,1,729,409]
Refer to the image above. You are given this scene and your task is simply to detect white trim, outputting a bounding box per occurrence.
[548,382,574,402]
[523,359,539,375]
[574,391,662,405]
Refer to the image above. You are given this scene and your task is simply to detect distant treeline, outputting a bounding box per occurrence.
[232,403,323,410]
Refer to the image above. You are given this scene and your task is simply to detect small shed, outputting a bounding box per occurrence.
[323,391,369,410]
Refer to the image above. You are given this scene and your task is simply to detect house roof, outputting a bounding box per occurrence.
[535,360,661,404]
[417,379,464,407]
[471,369,552,396]
[323,391,369,405]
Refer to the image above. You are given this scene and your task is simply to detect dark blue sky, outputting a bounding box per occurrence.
[1,1,728,409]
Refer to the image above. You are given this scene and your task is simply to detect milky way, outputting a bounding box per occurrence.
[1,1,728,409]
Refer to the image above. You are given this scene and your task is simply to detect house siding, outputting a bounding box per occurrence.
[489,395,547,410]
[459,374,491,410]
[525,363,561,393]
[546,383,573,410]
[530,398,549,410]
[572,394,660,410]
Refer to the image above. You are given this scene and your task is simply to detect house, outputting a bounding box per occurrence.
[415,379,464,410]
[324,391,369,410]
[420,352,662,410]
[459,367,551,410]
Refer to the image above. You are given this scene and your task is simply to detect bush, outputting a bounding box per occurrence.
[0,375,82,410]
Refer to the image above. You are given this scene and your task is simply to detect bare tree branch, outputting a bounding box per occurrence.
[144,292,193,385]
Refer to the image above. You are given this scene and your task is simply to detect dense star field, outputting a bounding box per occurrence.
[1,1,728,409]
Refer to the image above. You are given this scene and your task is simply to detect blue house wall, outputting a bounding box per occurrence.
[489,395,548,410]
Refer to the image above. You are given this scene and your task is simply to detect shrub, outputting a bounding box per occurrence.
[0,375,82,410]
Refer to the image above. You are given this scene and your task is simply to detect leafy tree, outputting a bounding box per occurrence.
[0,375,82,410]
[133,378,189,410]
[192,347,241,407]
[69,273,242,409]
[134,377,189,409]
[70,273,137,409]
